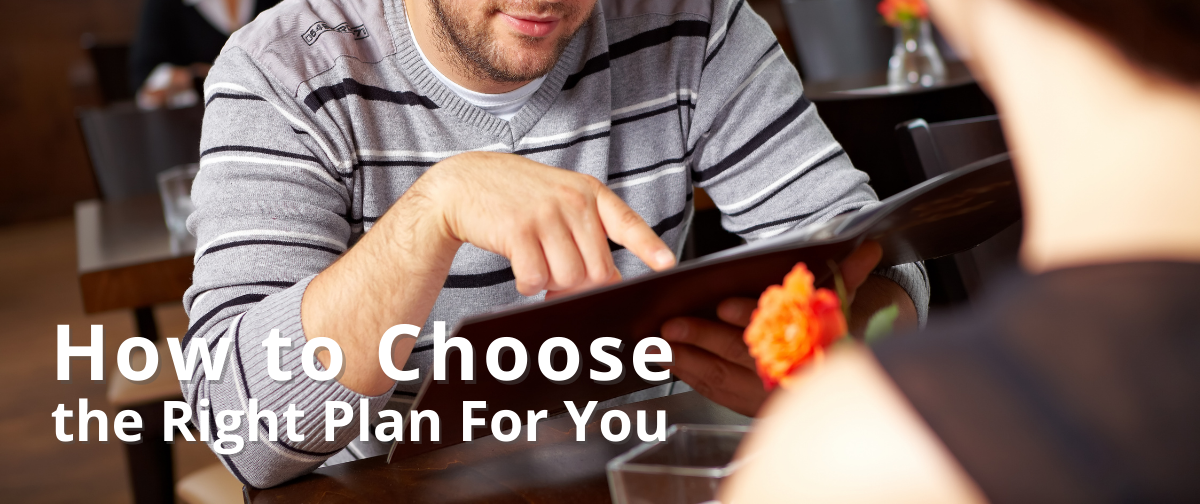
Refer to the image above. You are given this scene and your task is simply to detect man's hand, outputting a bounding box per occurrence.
[303,152,675,396]
[660,297,765,416]
[660,241,917,416]
[422,152,676,296]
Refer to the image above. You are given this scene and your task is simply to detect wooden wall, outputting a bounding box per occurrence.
[0,0,142,225]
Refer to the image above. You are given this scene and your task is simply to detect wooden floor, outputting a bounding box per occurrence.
[0,217,219,503]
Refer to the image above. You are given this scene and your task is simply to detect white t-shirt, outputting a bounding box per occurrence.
[406,19,545,121]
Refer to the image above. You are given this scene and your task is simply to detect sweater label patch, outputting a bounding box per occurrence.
[302,21,369,46]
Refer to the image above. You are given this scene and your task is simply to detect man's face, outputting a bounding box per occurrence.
[428,0,595,83]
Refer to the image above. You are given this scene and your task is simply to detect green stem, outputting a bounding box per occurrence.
[827,260,852,328]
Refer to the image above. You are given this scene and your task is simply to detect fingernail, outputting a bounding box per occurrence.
[655,249,676,268]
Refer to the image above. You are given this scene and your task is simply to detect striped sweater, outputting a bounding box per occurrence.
[185,0,930,487]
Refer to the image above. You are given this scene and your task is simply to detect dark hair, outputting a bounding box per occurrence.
[1027,0,1200,84]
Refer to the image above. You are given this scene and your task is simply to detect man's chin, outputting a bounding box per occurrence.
[487,38,565,78]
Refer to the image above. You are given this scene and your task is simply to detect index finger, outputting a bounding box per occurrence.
[594,187,675,271]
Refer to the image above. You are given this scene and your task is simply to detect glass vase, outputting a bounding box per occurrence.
[887,19,946,91]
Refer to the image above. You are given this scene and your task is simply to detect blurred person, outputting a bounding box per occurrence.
[186,0,930,488]
[131,0,281,109]
[724,0,1200,501]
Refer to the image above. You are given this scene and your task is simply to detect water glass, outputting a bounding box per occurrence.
[157,164,198,251]
[607,424,750,504]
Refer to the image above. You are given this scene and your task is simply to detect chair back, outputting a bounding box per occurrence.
[77,103,204,201]
[82,36,134,105]
[812,81,997,199]
[895,115,1021,308]
[897,115,1008,179]
[780,0,893,82]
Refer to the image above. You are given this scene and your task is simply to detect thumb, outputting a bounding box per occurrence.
[838,240,883,292]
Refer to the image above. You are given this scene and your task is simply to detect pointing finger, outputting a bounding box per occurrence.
[595,187,675,271]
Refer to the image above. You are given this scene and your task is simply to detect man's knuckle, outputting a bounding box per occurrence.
[573,172,601,189]
[518,270,545,287]
[721,337,748,362]
[699,363,727,393]
[617,208,643,228]
[514,218,537,237]
[559,190,589,212]
[589,263,611,283]
[534,202,560,222]
[560,266,585,286]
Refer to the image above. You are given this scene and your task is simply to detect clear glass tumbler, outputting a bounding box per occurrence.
[607,424,751,504]
[157,163,199,252]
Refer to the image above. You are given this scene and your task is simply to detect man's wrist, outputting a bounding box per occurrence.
[377,165,462,253]
[849,275,918,335]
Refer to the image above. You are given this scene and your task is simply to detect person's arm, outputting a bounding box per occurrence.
[302,151,676,396]
[185,48,369,487]
[684,0,927,320]
[186,47,673,488]
[720,344,986,503]
[660,241,911,415]
[657,0,927,415]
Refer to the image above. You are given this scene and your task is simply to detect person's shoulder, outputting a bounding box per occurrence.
[599,0,720,21]
[221,0,398,96]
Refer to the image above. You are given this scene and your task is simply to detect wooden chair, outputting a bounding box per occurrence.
[896,115,1023,307]
[77,103,204,201]
[76,103,204,503]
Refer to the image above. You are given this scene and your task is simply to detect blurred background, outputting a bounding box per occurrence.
[0,0,1014,502]
[0,1,221,501]
[0,0,140,224]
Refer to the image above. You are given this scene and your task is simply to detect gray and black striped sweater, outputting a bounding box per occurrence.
[185,0,929,487]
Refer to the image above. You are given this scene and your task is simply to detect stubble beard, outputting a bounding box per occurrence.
[428,0,582,83]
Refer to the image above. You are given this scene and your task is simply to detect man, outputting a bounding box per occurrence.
[187,0,927,487]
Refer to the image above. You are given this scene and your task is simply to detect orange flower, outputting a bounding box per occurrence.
[743,263,847,390]
[878,0,930,26]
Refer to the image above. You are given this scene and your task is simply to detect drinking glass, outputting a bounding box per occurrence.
[157,163,199,252]
[607,424,750,504]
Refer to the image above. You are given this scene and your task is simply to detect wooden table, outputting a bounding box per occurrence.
[76,194,194,322]
[247,391,751,503]
[804,60,977,100]
[75,194,195,504]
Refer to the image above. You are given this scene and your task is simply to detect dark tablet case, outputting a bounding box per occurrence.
[389,153,1021,462]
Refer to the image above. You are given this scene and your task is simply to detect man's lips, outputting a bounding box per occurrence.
[499,12,561,37]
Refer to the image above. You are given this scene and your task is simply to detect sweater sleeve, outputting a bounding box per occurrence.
[689,0,929,322]
[182,47,390,488]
